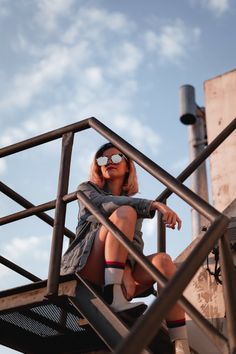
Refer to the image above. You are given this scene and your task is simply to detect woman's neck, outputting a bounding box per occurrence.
[106,179,124,196]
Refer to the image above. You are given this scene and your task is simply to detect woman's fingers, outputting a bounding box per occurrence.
[152,201,182,230]
[163,212,182,230]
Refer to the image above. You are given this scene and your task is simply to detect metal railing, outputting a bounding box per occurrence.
[0,117,236,354]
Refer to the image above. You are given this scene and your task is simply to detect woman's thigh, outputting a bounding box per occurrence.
[132,252,174,297]
[79,225,107,285]
[132,253,156,296]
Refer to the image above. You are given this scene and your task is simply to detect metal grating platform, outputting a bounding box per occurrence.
[0,276,107,354]
[0,274,175,353]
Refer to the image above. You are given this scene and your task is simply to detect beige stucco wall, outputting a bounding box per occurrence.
[204,69,236,212]
[175,70,236,353]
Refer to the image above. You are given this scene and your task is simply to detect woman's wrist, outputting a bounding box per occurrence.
[151,201,160,211]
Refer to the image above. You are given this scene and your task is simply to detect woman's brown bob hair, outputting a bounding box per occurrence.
[89,143,139,196]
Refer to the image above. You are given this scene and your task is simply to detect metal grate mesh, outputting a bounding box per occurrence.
[0,302,85,337]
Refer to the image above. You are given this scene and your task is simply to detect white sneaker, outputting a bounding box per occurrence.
[175,339,191,354]
[104,284,145,312]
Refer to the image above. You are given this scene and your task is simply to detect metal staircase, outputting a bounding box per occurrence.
[0,117,236,353]
[0,273,172,353]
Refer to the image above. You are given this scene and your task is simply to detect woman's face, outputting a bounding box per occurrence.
[99,147,129,181]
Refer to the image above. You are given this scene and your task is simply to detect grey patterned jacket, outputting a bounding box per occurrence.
[60,181,155,275]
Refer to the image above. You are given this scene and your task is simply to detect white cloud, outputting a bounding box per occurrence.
[3,236,45,261]
[200,0,230,15]
[0,0,9,17]
[35,0,75,31]
[62,6,134,44]
[109,42,143,75]
[0,41,90,112]
[114,115,162,154]
[0,6,197,158]
[84,67,104,88]
[143,217,157,238]
[0,235,51,284]
[0,127,26,147]
[0,158,7,174]
[144,20,201,63]
[0,104,73,147]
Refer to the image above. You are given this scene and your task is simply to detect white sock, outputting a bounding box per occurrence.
[105,264,124,285]
[166,319,188,342]
[104,261,144,312]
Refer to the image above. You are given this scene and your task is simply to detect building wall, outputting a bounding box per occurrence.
[176,69,236,353]
[204,69,236,212]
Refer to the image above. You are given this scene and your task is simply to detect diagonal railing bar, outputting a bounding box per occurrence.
[89,118,221,222]
[219,231,236,353]
[47,132,74,297]
[0,255,42,282]
[156,117,236,202]
[0,181,75,239]
[156,118,236,252]
[77,191,229,353]
[0,118,91,158]
[115,216,229,354]
[0,200,55,225]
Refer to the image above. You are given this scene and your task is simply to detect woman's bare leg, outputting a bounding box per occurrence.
[133,253,190,352]
[80,206,145,312]
[133,252,184,321]
[80,205,137,284]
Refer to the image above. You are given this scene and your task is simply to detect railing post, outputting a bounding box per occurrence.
[46,132,74,297]
[157,199,166,253]
[219,229,236,354]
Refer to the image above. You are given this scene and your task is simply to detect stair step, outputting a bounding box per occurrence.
[0,274,174,354]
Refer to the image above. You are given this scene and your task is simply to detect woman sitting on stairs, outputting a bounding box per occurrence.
[61,142,191,354]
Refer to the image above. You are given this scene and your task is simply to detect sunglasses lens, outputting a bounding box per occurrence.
[96,154,125,166]
[111,154,122,164]
[96,156,108,166]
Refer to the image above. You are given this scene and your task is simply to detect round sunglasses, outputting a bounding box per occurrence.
[96,153,127,166]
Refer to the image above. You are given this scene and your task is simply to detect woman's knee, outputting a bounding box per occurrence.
[111,205,137,223]
[152,252,176,277]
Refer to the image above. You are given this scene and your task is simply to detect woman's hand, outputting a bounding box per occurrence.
[122,266,136,300]
[151,201,182,230]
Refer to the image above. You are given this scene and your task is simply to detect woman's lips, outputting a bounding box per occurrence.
[106,165,116,170]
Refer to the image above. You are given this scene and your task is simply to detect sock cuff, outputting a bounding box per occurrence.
[105,261,125,269]
[167,320,188,342]
[166,319,186,328]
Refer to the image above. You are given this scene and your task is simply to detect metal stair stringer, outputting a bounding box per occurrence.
[71,273,151,354]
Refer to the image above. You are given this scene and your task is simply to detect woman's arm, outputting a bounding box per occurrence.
[150,201,182,230]
[77,182,155,219]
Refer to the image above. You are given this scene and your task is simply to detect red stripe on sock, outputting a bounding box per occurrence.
[166,319,186,328]
[105,261,125,269]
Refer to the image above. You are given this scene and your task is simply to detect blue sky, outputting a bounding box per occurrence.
[0,0,235,352]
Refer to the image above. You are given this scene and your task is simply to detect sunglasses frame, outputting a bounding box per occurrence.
[96,153,127,167]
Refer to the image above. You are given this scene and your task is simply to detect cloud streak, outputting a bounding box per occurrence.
[144,19,201,63]
[200,0,230,16]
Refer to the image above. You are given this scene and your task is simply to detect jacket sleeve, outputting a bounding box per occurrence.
[77,182,155,219]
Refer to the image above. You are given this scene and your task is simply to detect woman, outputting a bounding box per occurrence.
[61,142,190,353]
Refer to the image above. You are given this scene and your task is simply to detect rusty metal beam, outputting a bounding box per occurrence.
[219,231,236,354]
[0,255,41,282]
[0,181,75,239]
[0,118,90,158]
[47,132,74,297]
